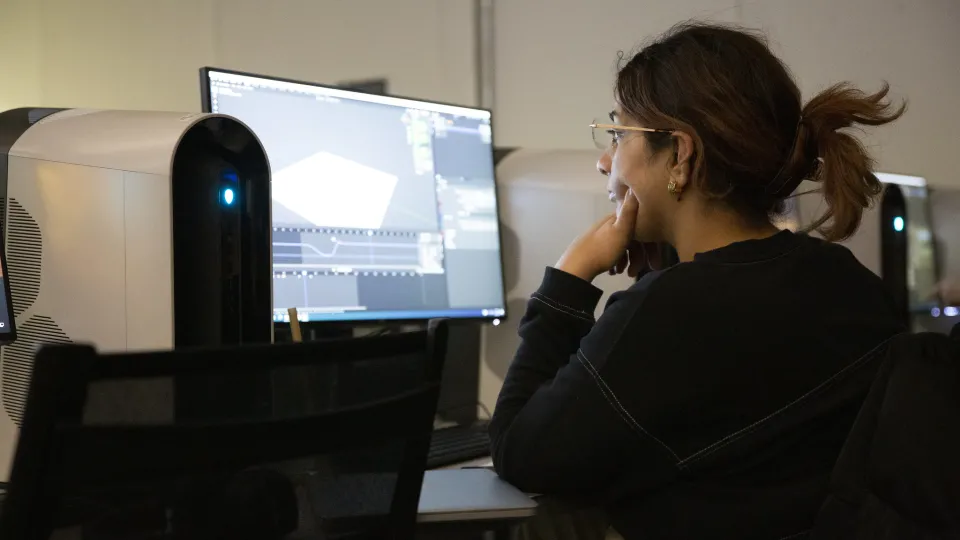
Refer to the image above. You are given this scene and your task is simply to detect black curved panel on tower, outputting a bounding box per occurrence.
[171,116,272,348]
[880,183,909,323]
[0,109,61,346]
[171,116,273,421]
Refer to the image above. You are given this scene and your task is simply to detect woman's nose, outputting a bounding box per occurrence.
[597,152,611,176]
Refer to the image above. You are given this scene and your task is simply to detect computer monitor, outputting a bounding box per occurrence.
[200,68,507,324]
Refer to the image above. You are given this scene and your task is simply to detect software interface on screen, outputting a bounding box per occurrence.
[205,70,506,322]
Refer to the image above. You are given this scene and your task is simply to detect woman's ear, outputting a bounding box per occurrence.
[671,131,695,191]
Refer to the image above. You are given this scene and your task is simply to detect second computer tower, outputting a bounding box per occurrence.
[0,108,274,474]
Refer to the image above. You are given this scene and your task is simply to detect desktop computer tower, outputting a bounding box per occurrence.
[0,108,273,477]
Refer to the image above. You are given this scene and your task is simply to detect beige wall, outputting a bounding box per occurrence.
[0,0,477,113]
[0,0,43,112]
[4,0,957,188]
[493,0,960,189]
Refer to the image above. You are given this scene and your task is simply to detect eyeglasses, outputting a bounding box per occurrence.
[590,120,673,150]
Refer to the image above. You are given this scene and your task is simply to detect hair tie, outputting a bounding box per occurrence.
[765,114,806,197]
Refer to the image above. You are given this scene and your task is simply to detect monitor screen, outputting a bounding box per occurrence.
[201,68,506,323]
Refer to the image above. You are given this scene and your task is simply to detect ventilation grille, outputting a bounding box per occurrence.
[2,316,72,426]
[7,199,41,316]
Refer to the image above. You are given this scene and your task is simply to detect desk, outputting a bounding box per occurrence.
[417,468,537,539]
[0,468,536,538]
[418,468,536,523]
[435,456,494,470]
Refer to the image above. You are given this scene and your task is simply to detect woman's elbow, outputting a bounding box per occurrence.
[489,426,547,493]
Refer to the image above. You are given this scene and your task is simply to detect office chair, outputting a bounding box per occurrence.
[811,325,960,539]
[0,319,448,540]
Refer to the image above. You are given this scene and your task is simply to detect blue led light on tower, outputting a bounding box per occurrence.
[221,186,236,206]
[893,216,904,232]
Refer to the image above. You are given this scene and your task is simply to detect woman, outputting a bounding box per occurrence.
[489,22,905,540]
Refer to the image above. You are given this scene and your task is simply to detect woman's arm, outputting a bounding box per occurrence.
[489,267,677,496]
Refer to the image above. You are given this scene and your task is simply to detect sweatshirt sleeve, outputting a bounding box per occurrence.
[489,267,677,496]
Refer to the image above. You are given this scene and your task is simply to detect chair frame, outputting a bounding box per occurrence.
[1,319,448,540]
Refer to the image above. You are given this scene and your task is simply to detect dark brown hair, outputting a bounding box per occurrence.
[616,22,905,241]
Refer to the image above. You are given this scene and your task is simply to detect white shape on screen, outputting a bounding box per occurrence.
[272,152,398,229]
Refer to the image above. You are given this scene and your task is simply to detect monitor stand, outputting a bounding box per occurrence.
[249,320,485,427]
[435,322,483,426]
[284,319,486,427]
[273,321,353,342]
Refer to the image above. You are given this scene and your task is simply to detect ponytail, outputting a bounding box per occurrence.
[787,83,906,241]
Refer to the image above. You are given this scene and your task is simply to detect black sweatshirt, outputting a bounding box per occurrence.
[490,231,904,540]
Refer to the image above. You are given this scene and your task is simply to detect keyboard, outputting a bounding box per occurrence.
[426,423,491,469]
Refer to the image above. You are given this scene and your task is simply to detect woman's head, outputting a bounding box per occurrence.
[597,22,905,243]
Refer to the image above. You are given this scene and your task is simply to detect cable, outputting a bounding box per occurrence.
[363,325,412,337]
[437,402,492,421]
[365,328,392,337]
[477,402,492,420]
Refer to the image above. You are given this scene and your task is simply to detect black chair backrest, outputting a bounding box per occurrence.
[1,319,448,540]
[812,329,960,539]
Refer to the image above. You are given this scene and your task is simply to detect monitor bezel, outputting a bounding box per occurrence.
[199,66,509,326]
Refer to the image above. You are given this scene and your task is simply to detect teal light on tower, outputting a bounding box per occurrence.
[221,186,235,206]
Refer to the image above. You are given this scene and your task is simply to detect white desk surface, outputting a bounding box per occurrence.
[435,456,493,470]
[417,468,537,523]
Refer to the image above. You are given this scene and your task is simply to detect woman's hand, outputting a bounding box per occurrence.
[556,189,645,281]
[611,240,664,278]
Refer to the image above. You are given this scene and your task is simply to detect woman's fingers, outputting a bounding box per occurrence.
[614,189,639,235]
[614,252,628,275]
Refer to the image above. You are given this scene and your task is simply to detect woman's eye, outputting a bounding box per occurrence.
[607,129,622,144]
